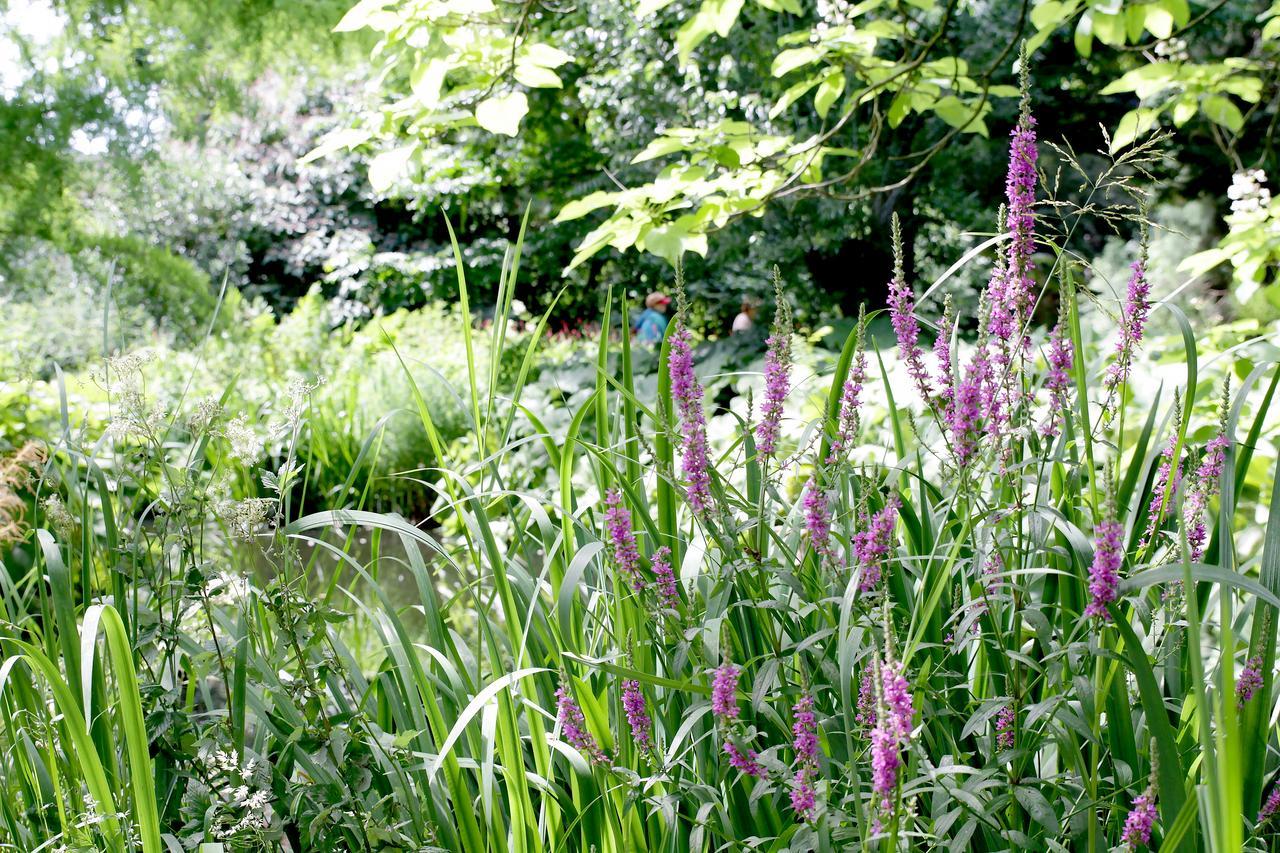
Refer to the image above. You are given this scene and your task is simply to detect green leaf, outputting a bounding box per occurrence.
[1201,94,1244,132]
[334,0,396,32]
[771,46,823,77]
[475,91,529,136]
[1109,107,1159,152]
[368,145,416,193]
[814,70,845,119]
[514,63,563,88]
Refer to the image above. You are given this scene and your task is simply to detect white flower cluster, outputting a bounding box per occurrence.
[1153,37,1189,61]
[201,749,275,842]
[1229,169,1270,215]
[186,396,225,435]
[42,494,76,539]
[215,497,276,540]
[223,414,264,465]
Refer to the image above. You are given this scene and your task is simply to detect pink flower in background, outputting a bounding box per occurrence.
[888,276,932,404]
[995,704,1015,750]
[989,109,1038,344]
[1185,431,1229,561]
[1141,428,1183,549]
[856,669,877,732]
[828,338,868,464]
[803,477,839,566]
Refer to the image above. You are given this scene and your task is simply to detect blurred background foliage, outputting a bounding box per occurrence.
[1,0,1277,508]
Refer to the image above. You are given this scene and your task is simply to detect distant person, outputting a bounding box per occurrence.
[634,291,671,344]
[731,298,758,335]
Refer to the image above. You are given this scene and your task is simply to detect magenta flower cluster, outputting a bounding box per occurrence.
[1041,321,1073,439]
[1106,260,1152,394]
[724,741,765,777]
[888,274,932,403]
[556,685,605,764]
[995,704,1016,750]
[854,495,900,593]
[1141,428,1183,549]
[1085,515,1123,619]
[755,331,792,458]
[621,679,652,751]
[988,113,1037,343]
[711,663,740,721]
[1121,790,1157,849]
[1185,432,1229,561]
[650,545,679,609]
[869,656,913,819]
[789,695,820,821]
[668,325,712,514]
[827,343,868,464]
[1237,655,1264,709]
[803,477,839,567]
[603,489,644,591]
[1259,786,1280,825]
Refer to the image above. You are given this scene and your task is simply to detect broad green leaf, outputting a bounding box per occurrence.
[1109,107,1159,152]
[515,63,563,88]
[475,91,529,136]
[555,190,620,223]
[814,70,845,119]
[368,144,416,193]
[1201,94,1244,132]
[772,46,823,77]
[334,0,396,32]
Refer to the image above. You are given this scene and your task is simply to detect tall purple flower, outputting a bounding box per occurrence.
[948,366,985,466]
[1259,786,1280,825]
[1085,513,1124,620]
[1237,656,1264,709]
[650,545,679,609]
[556,685,605,764]
[621,679,652,751]
[603,489,644,591]
[1041,320,1073,439]
[1141,422,1183,550]
[989,97,1038,344]
[869,654,913,816]
[934,299,955,406]
[724,741,765,777]
[828,315,868,464]
[1184,432,1229,561]
[856,669,877,732]
[1105,259,1152,396]
[790,695,821,821]
[803,477,839,566]
[756,281,793,458]
[1121,790,1157,849]
[711,664,740,721]
[995,704,1016,750]
[854,494,900,593]
[668,324,712,514]
[887,214,932,403]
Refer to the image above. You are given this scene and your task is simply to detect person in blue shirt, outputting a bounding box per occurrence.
[633,291,671,344]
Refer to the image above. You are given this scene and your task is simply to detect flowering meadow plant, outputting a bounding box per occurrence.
[2,82,1280,853]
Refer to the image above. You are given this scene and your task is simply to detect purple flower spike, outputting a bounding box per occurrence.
[1121,790,1157,849]
[1106,259,1152,395]
[995,704,1016,750]
[724,741,765,777]
[1041,320,1073,439]
[621,679,652,751]
[556,685,606,764]
[650,545,679,610]
[668,325,712,514]
[854,495,900,593]
[711,664,740,721]
[1237,655,1264,709]
[1259,786,1280,825]
[803,477,840,567]
[1085,515,1123,620]
[603,489,644,591]
[990,109,1038,343]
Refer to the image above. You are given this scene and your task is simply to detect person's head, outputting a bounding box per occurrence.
[646,292,672,313]
[740,298,759,317]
